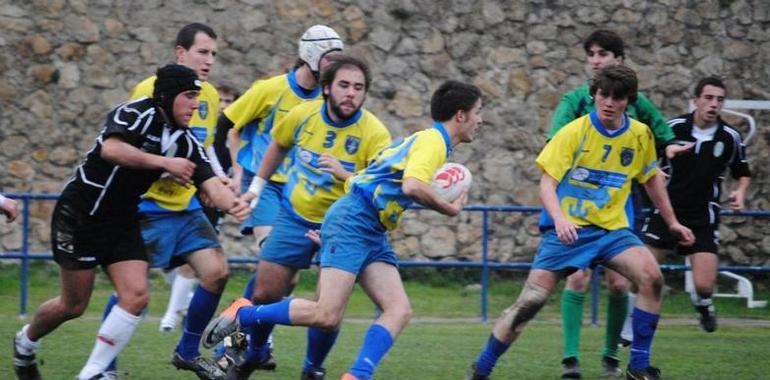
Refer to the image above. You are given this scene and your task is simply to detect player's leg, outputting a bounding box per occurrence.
[605,245,663,378]
[601,268,629,378]
[342,262,411,380]
[160,264,198,332]
[560,269,590,378]
[77,259,148,379]
[14,267,96,380]
[688,251,719,332]
[468,269,557,379]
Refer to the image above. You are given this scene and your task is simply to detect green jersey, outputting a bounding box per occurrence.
[548,82,674,145]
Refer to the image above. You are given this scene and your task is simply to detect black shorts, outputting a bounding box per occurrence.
[640,212,718,255]
[51,200,148,270]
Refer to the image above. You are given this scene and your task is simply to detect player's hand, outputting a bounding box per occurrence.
[230,172,242,195]
[1,198,20,223]
[447,190,468,216]
[670,223,695,247]
[240,191,257,205]
[665,142,695,159]
[164,157,196,187]
[318,154,350,181]
[305,229,322,245]
[217,176,232,189]
[554,217,580,245]
[728,190,745,211]
[226,198,251,222]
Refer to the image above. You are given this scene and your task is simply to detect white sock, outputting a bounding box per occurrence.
[690,292,713,307]
[620,292,636,341]
[77,305,141,379]
[15,324,41,355]
[161,272,198,328]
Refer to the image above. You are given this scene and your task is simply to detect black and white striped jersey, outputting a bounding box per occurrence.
[661,112,751,225]
[60,98,215,218]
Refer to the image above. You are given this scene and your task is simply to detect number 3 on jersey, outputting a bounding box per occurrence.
[323,131,337,148]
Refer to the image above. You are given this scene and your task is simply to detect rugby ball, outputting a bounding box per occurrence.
[431,163,472,202]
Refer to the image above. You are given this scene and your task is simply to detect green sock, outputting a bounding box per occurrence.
[561,289,585,360]
[602,293,629,359]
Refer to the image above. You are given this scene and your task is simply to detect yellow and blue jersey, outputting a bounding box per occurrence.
[536,112,658,231]
[348,121,452,231]
[130,75,221,213]
[273,100,391,225]
[224,70,321,180]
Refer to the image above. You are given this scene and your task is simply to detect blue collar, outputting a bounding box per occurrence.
[589,111,629,137]
[432,120,453,157]
[287,70,321,100]
[321,101,363,127]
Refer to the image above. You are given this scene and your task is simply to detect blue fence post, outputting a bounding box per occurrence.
[20,196,30,317]
[590,266,601,326]
[481,210,490,322]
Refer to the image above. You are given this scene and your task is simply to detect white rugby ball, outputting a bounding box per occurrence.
[431,163,472,202]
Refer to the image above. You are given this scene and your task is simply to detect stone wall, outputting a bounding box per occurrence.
[1,0,769,265]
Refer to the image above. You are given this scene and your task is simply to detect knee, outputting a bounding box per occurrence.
[118,289,150,315]
[314,307,344,330]
[61,299,89,320]
[502,282,549,333]
[199,266,229,292]
[565,271,590,291]
[636,269,664,299]
[607,276,629,295]
[385,303,413,327]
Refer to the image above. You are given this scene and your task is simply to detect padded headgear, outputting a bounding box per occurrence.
[153,64,201,126]
[298,25,344,73]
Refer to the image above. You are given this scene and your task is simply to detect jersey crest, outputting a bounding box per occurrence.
[198,101,209,119]
[620,147,634,167]
[345,136,361,154]
[713,141,724,157]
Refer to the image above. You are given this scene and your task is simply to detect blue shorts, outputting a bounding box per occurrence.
[259,205,321,269]
[140,209,221,269]
[319,192,398,275]
[240,170,283,235]
[532,227,642,273]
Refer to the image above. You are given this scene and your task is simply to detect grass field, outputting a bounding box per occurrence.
[2,263,769,379]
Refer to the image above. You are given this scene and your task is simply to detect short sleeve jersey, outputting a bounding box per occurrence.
[548,82,674,145]
[536,112,658,230]
[60,98,215,218]
[272,100,392,225]
[224,70,321,180]
[129,76,221,212]
[348,121,452,231]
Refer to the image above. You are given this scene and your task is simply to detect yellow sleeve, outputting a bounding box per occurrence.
[535,122,581,182]
[128,76,155,100]
[403,131,446,184]
[223,80,272,131]
[364,117,392,161]
[270,103,306,148]
[635,126,659,184]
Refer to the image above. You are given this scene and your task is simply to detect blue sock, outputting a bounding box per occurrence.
[629,307,659,370]
[348,324,393,380]
[237,299,292,327]
[103,293,120,371]
[474,335,511,376]
[176,285,222,359]
[304,327,340,371]
[242,273,256,299]
[244,323,276,363]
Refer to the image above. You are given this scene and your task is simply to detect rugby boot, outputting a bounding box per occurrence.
[464,362,490,380]
[625,365,662,380]
[561,356,581,378]
[171,351,226,380]
[202,298,252,349]
[695,304,717,332]
[13,333,41,380]
[601,356,623,378]
[301,367,326,380]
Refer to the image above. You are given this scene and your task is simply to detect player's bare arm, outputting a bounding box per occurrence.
[728,176,751,210]
[100,136,196,186]
[242,141,291,204]
[402,176,465,216]
[539,173,579,244]
[200,177,250,221]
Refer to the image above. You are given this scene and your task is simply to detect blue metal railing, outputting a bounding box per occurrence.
[3,192,770,321]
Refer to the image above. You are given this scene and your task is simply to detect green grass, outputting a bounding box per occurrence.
[1,263,769,379]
